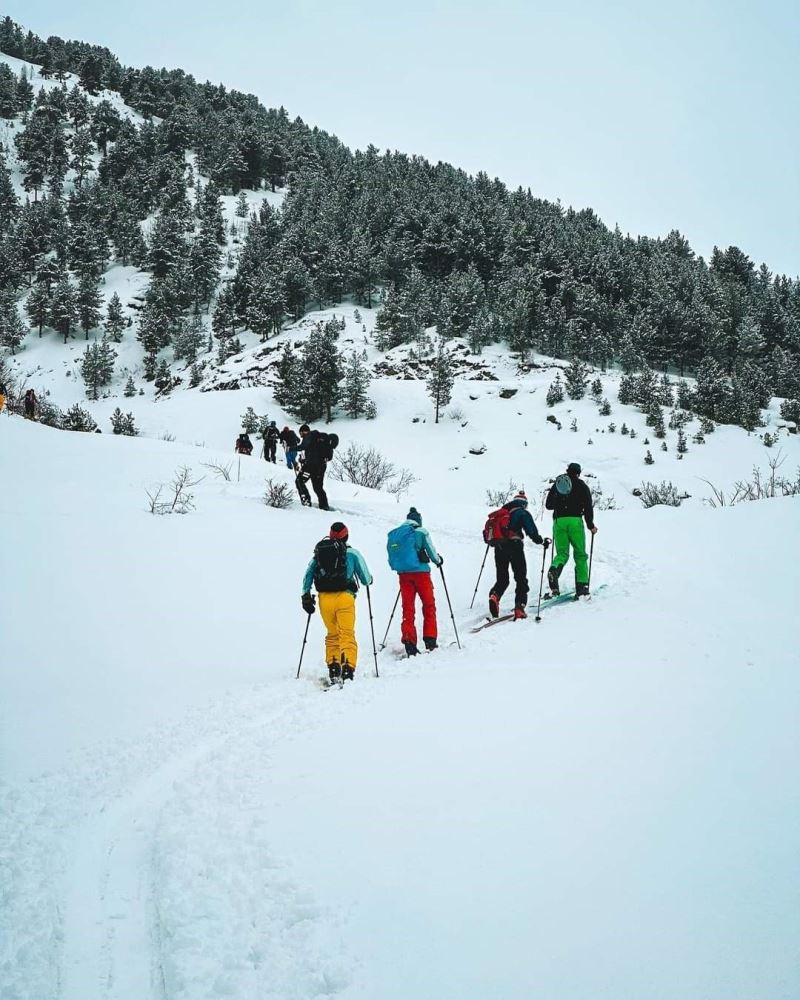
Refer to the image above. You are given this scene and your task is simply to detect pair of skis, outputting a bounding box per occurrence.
[470,585,605,633]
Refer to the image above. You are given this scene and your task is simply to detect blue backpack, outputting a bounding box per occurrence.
[387,523,419,572]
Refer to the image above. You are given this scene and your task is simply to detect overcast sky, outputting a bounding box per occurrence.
[12,0,800,277]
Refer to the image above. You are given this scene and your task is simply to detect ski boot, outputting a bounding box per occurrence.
[423,637,438,651]
[341,662,355,681]
[575,583,590,599]
[488,593,500,618]
[403,640,420,657]
[547,565,561,596]
[328,661,341,683]
[513,606,527,620]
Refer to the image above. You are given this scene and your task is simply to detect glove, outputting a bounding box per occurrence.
[533,534,544,546]
[301,592,316,615]
[437,555,444,567]
[590,526,598,535]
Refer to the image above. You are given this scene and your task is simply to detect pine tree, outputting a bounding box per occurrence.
[15,66,33,113]
[343,351,371,418]
[273,341,300,411]
[599,398,611,416]
[564,356,588,400]
[77,272,102,339]
[546,374,565,406]
[364,399,377,420]
[621,423,629,435]
[591,377,603,399]
[677,429,688,453]
[25,281,51,337]
[49,276,78,343]
[154,359,171,391]
[103,292,126,342]
[235,191,249,219]
[80,337,116,399]
[189,363,203,388]
[63,403,98,432]
[124,375,136,397]
[173,310,205,364]
[0,292,25,353]
[644,449,654,465]
[426,340,455,423]
[241,406,259,433]
[661,440,668,452]
[70,127,95,188]
[110,408,137,436]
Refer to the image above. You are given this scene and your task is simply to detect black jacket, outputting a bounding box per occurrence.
[298,430,331,468]
[546,475,595,529]
[280,429,300,449]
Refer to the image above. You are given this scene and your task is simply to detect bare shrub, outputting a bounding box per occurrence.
[202,460,233,482]
[639,481,683,508]
[447,405,465,422]
[264,478,294,509]
[485,479,519,507]
[159,431,176,442]
[702,453,800,507]
[146,466,203,515]
[386,467,417,500]
[330,442,413,495]
[593,480,617,511]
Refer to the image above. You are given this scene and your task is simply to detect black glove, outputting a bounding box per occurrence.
[437,555,444,567]
[533,534,544,546]
[301,592,316,615]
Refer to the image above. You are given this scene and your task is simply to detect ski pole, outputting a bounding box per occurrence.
[469,545,490,609]
[295,613,312,679]
[588,531,595,591]
[366,585,380,678]
[438,565,461,649]
[534,538,551,623]
[379,589,401,650]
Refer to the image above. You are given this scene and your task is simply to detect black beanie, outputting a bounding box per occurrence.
[567,462,581,476]
[407,507,422,525]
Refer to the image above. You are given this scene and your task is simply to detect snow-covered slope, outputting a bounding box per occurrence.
[1,410,798,1000]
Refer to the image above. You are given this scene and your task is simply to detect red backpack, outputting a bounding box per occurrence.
[482,506,512,546]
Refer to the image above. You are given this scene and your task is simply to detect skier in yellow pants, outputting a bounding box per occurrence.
[302,522,373,683]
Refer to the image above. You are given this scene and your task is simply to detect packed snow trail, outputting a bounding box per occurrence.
[2,418,799,999]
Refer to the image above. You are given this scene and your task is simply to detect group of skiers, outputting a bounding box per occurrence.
[235,420,338,512]
[300,462,597,683]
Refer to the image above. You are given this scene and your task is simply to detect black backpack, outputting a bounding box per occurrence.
[314,432,339,463]
[313,537,350,592]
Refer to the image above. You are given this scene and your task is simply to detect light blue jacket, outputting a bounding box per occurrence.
[302,545,373,594]
[390,520,442,574]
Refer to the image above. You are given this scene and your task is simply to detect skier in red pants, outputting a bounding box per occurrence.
[386,507,443,656]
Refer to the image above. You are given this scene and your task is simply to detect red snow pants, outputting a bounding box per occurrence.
[399,571,438,645]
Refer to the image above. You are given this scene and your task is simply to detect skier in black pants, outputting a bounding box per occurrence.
[263,421,279,463]
[489,490,545,620]
[295,424,337,510]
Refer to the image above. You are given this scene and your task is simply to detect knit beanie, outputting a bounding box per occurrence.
[513,490,528,505]
[407,507,422,526]
[329,522,349,540]
[567,462,582,477]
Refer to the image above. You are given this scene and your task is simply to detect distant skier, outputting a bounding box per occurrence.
[295,423,338,510]
[280,426,300,470]
[0,381,6,414]
[235,432,253,456]
[23,388,36,420]
[301,522,373,683]
[386,507,443,656]
[485,490,545,620]
[545,462,597,597]
[263,421,279,463]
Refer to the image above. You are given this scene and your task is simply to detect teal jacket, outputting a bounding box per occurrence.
[392,520,442,574]
[302,545,373,594]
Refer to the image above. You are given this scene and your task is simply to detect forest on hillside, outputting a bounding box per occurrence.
[0,14,799,432]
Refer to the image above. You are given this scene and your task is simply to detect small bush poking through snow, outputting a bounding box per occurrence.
[263,478,294,509]
[639,481,682,508]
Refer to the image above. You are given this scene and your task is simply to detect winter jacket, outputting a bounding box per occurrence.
[280,428,300,449]
[504,498,543,543]
[389,520,442,574]
[546,475,595,529]
[297,429,332,468]
[265,425,279,443]
[235,435,253,455]
[302,545,373,594]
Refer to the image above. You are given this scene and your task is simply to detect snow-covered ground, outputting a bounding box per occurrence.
[1,395,799,999]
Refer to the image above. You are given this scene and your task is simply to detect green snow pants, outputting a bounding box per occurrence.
[551,517,589,585]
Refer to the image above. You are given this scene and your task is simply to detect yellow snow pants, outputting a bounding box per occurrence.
[319,591,358,669]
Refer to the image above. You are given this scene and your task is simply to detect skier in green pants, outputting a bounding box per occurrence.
[545,462,597,597]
